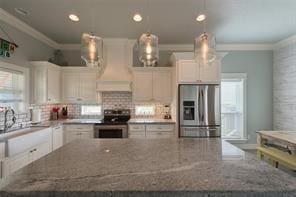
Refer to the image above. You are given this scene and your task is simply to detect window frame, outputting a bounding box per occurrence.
[221,73,247,142]
[0,61,30,113]
[80,105,102,116]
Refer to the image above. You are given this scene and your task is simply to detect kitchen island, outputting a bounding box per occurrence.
[0,138,295,197]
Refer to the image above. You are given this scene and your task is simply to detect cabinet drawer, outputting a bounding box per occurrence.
[64,124,93,132]
[146,124,174,132]
[129,124,146,132]
[146,132,174,139]
[129,133,146,139]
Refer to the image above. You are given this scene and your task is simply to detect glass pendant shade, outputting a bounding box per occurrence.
[81,33,103,67]
[138,33,159,67]
[194,32,216,65]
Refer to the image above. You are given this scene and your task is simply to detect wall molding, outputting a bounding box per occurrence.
[0,8,59,49]
[273,34,296,49]
[0,7,293,52]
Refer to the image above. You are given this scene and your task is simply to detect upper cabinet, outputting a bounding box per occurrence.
[132,68,172,103]
[31,61,61,104]
[171,53,222,83]
[62,67,98,103]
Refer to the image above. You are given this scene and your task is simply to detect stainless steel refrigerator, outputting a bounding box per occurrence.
[179,84,221,137]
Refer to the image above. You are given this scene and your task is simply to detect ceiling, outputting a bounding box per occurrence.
[1,0,296,44]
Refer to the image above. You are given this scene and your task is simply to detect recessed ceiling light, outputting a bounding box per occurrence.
[196,14,206,22]
[69,14,80,22]
[15,8,30,16]
[133,13,143,22]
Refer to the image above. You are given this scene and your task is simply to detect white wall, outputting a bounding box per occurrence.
[0,21,54,67]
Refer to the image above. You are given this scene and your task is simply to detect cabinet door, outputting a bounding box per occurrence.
[47,67,61,103]
[199,60,221,82]
[80,73,97,102]
[129,124,146,138]
[2,151,31,177]
[153,72,172,102]
[65,132,80,144]
[63,73,80,102]
[34,67,47,104]
[133,72,153,101]
[32,141,51,162]
[52,126,64,151]
[178,60,199,83]
[80,131,93,139]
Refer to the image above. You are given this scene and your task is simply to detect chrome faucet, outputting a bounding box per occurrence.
[1,107,17,133]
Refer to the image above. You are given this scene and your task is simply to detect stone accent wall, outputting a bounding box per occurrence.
[273,43,296,130]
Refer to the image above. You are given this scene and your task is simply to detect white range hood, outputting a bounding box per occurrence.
[97,39,136,92]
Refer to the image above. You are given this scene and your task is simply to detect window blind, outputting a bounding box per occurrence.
[0,68,25,111]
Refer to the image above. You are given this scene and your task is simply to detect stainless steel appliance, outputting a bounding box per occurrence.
[94,109,130,138]
[179,84,220,137]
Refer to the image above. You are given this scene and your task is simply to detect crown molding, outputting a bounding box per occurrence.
[0,8,59,49]
[216,44,274,51]
[273,34,296,49]
[0,7,291,52]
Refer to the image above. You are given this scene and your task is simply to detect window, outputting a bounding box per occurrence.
[0,67,25,112]
[135,105,155,116]
[221,73,247,140]
[81,105,102,116]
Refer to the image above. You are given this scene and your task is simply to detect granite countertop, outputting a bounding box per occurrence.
[0,138,296,197]
[128,118,176,124]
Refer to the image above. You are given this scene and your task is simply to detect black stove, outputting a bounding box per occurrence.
[94,109,131,138]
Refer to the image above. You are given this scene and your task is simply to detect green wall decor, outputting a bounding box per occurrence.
[0,37,18,58]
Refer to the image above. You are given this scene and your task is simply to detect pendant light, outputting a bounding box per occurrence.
[81,0,104,67]
[81,33,103,68]
[194,0,216,65]
[138,0,159,67]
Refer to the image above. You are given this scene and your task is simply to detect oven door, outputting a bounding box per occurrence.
[94,125,128,138]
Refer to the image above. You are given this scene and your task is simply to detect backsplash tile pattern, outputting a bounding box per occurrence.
[0,111,31,132]
[0,92,170,133]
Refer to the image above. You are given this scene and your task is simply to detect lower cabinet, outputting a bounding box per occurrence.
[1,132,52,178]
[52,126,64,151]
[64,124,94,144]
[129,124,175,139]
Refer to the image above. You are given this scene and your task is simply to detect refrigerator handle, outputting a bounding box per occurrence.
[198,87,204,125]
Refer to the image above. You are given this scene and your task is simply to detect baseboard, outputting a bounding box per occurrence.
[232,143,257,150]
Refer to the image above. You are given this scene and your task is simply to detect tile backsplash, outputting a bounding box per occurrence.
[0,91,171,132]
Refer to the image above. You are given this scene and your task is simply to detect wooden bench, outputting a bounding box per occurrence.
[257,146,296,170]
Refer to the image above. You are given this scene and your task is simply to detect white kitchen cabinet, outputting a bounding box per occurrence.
[1,128,52,178]
[153,72,172,102]
[52,126,64,151]
[64,124,94,144]
[79,73,97,102]
[128,124,146,138]
[178,60,199,83]
[132,68,172,102]
[62,73,80,102]
[172,56,221,83]
[128,123,175,139]
[62,69,97,103]
[31,61,61,104]
[133,72,153,101]
[2,151,31,177]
